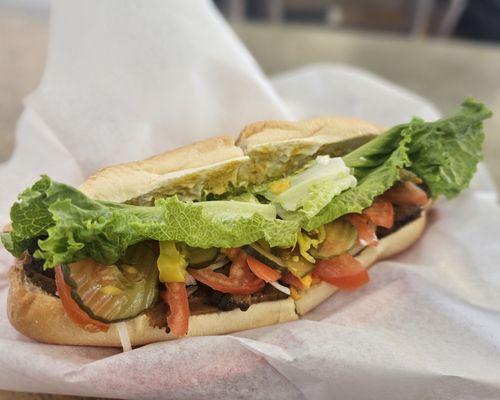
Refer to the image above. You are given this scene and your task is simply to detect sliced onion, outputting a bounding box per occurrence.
[187,285,198,296]
[348,244,365,256]
[270,281,291,295]
[206,257,229,271]
[185,273,197,286]
[116,322,132,352]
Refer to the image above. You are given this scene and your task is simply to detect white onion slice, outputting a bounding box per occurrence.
[206,258,229,270]
[349,244,366,256]
[116,322,132,352]
[358,239,368,247]
[270,281,291,295]
[185,273,197,286]
[187,285,198,296]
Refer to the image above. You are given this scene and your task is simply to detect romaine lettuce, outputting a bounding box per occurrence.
[1,176,298,268]
[261,156,357,219]
[283,98,491,230]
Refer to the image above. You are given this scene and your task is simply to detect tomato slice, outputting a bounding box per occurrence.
[312,254,369,290]
[247,256,281,282]
[54,265,109,332]
[161,282,190,337]
[188,251,265,295]
[383,181,428,206]
[363,198,394,229]
[345,213,378,246]
[281,272,304,290]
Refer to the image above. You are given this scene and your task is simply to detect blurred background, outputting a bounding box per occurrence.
[1,0,500,185]
[213,0,500,41]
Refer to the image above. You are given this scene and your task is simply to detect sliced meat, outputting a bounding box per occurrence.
[251,284,289,303]
[145,300,168,330]
[377,204,422,238]
[21,249,57,296]
[196,282,289,313]
[207,291,252,312]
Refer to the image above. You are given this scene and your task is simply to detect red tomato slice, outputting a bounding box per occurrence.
[281,272,304,290]
[188,251,265,295]
[161,282,190,337]
[312,254,369,290]
[383,181,428,206]
[247,256,281,282]
[363,198,394,229]
[54,265,109,332]
[345,213,378,247]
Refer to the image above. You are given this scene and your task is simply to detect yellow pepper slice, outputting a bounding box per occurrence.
[157,241,187,283]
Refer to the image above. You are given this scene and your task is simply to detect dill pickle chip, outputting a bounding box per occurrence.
[62,242,159,323]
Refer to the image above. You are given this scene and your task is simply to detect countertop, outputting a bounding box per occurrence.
[1,8,499,400]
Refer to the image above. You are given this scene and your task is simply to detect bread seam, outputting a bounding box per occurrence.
[80,117,382,202]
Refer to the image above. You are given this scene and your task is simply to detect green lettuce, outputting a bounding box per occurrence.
[287,98,491,230]
[0,99,491,267]
[406,98,491,198]
[1,176,298,268]
[300,131,411,231]
[261,156,357,219]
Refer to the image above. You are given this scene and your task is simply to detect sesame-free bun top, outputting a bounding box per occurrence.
[79,117,381,204]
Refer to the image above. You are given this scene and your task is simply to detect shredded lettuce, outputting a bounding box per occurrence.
[261,156,357,219]
[301,131,411,231]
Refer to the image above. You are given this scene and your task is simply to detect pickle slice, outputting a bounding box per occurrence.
[62,242,159,323]
[284,255,315,277]
[310,220,357,259]
[242,243,286,271]
[185,246,219,268]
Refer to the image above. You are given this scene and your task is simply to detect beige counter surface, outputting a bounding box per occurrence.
[0,8,499,400]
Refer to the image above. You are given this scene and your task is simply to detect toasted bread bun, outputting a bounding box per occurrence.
[7,116,427,347]
[78,135,248,204]
[236,117,381,183]
[79,118,381,203]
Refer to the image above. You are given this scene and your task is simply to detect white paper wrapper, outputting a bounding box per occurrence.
[1,1,499,399]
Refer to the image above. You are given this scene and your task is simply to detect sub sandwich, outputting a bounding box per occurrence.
[1,99,491,349]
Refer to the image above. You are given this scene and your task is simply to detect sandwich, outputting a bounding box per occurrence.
[1,98,491,350]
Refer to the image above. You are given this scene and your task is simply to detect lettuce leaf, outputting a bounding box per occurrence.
[260,156,357,220]
[293,98,491,230]
[406,98,491,198]
[300,131,411,231]
[1,176,298,268]
[345,98,491,198]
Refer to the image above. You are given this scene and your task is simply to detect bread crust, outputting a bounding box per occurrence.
[78,135,247,203]
[235,117,382,184]
[7,212,426,347]
[237,117,382,148]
